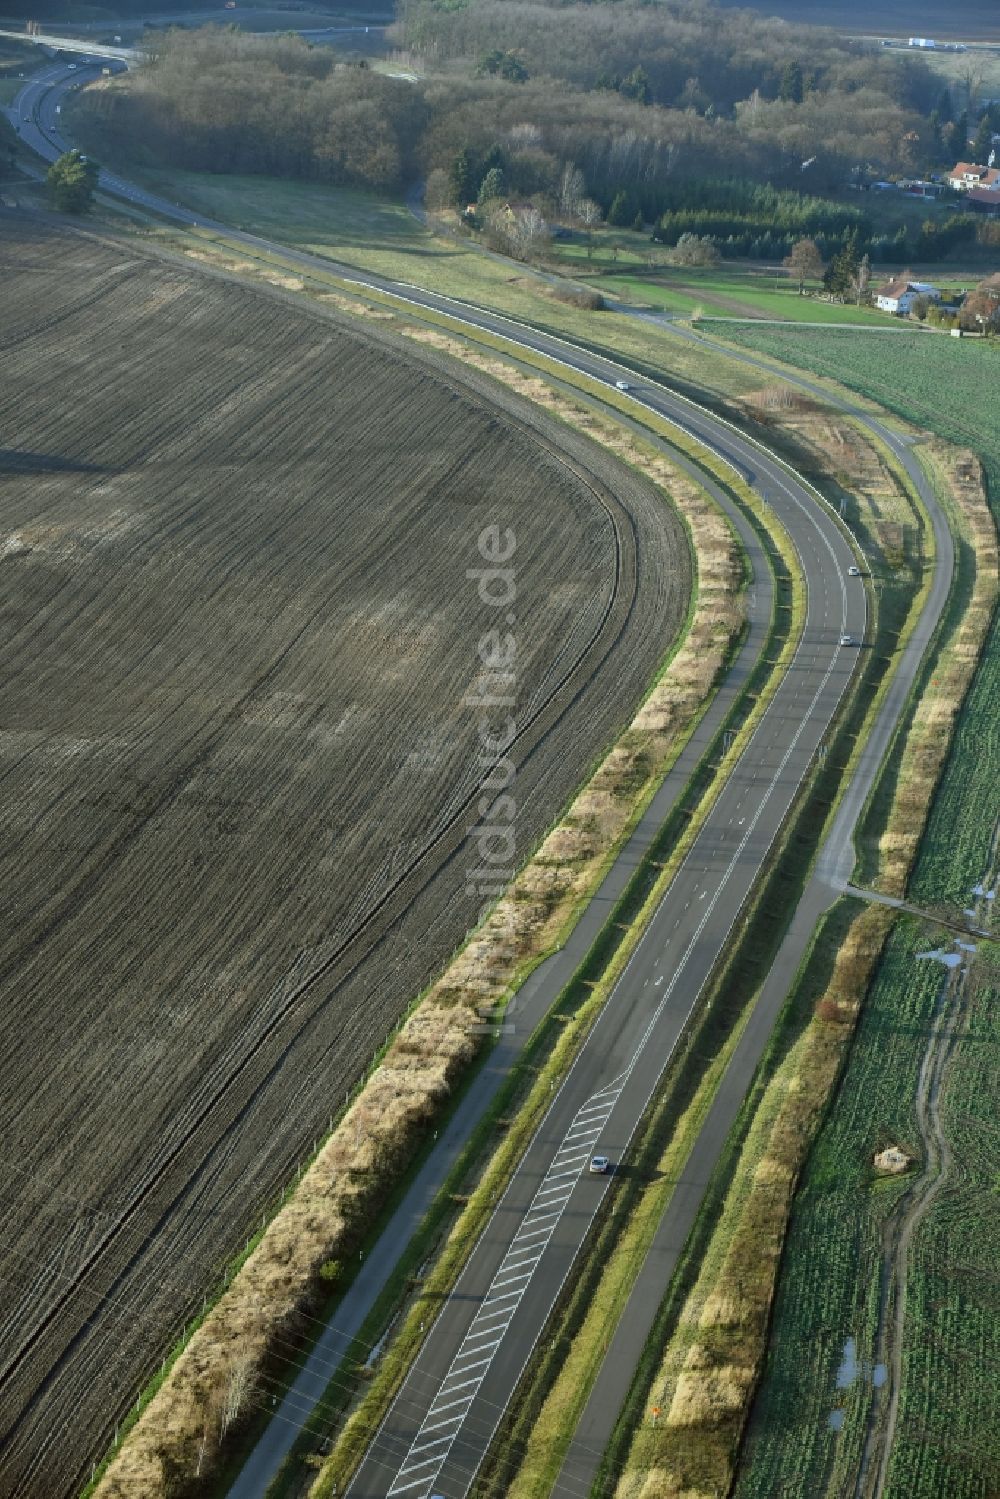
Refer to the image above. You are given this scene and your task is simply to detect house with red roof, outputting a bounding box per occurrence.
[948,161,1000,192]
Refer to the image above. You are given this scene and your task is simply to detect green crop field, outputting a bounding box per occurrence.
[884,963,1000,1497]
[733,922,1000,1499]
[720,325,1000,909]
[725,321,1000,1497]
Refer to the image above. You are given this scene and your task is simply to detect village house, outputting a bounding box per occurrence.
[947,160,1000,193]
[874,277,941,315]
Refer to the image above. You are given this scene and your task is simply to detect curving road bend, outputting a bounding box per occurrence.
[8,64,950,1499]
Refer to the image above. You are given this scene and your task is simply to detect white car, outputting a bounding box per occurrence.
[848,564,861,576]
[839,634,855,647]
[615,379,631,392]
[589,1155,611,1174]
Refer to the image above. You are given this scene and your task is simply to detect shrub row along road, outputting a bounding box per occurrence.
[10,62,947,1499]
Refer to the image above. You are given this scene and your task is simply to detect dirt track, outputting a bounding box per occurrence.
[0,218,689,1498]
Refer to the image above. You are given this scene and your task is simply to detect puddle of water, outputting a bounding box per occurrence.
[956,941,977,953]
[873,1363,888,1388]
[836,1337,859,1388]
[829,1408,846,1431]
[971,885,996,899]
[916,948,962,968]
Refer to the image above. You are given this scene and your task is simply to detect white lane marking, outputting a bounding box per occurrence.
[431,1373,484,1398]
[495,1248,541,1273]
[543,1163,587,1184]
[466,1309,515,1336]
[408,1425,462,1454]
[551,1148,590,1167]
[380,1081,622,1495]
[518,1208,563,1232]
[534,1178,577,1200]
[503,1229,550,1253]
[507,1226,552,1250]
[387,1472,437,1495]
[477,1285,525,1312]
[570,1106,613,1128]
[456,1332,504,1358]
[562,1120,608,1142]
[389,1456,442,1490]
[426,1390,482,1416]
[489,1267,536,1292]
[447,1352,493,1377]
[531,1183,574,1207]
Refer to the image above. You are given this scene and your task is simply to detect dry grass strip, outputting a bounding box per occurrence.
[877,445,998,896]
[612,444,995,1499]
[93,319,742,1498]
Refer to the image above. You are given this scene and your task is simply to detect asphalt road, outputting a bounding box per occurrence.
[550,321,955,1498]
[8,68,949,1499]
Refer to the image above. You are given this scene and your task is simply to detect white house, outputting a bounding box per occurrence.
[947,160,1000,192]
[875,278,941,315]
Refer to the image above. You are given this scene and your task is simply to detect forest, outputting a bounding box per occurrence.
[76,2,992,261]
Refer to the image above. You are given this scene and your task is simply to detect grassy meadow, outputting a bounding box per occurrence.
[552,229,898,323]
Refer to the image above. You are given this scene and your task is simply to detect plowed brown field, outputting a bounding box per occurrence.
[0,217,688,1498]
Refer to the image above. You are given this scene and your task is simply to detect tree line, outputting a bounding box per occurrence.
[80,23,932,196]
[398,0,937,122]
[78,28,427,190]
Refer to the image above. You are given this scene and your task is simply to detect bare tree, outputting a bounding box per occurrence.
[220,1344,258,1439]
[665,232,721,267]
[578,197,603,258]
[558,161,586,219]
[783,236,824,294]
[852,251,872,307]
[960,63,986,114]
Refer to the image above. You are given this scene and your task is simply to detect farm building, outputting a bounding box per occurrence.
[874,278,941,315]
